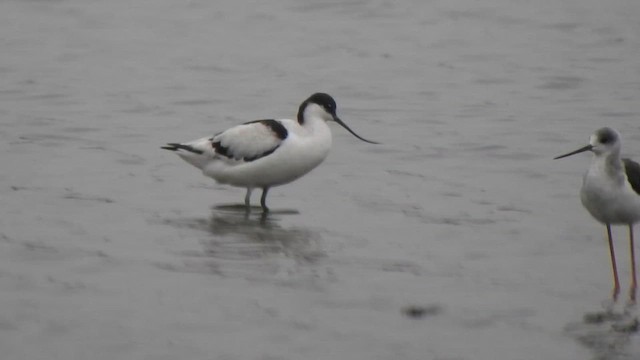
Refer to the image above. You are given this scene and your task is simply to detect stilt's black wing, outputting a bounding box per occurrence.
[623,158,640,195]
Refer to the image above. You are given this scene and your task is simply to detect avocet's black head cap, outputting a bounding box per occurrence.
[297,93,379,144]
[298,93,337,122]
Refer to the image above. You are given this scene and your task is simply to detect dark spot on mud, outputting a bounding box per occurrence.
[402,304,444,319]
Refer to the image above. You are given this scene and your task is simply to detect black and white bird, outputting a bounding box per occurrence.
[555,127,640,301]
[162,93,377,212]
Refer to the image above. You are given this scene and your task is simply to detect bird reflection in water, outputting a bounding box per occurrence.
[163,205,325,283]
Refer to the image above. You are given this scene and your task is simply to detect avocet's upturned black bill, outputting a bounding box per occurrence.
[554,127,640,302]
[162,93,378,212]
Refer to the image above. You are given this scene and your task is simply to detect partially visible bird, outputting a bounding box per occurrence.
[555,127,640,301]
[162,93,378,212]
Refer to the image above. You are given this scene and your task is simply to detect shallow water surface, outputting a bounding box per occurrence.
[1,0,640,359]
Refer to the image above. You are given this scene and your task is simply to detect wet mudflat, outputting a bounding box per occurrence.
[1,0,640,359]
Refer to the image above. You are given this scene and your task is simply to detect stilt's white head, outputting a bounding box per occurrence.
[589,127,621,156]
[554,127,621,160]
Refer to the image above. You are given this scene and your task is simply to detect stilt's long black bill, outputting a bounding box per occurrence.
[333,117,380,144]
[554,145,593,160]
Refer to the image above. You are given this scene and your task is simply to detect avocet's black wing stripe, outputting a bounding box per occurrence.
[623,158,640,195]
[211,119,288,162]
[244,119,288,140]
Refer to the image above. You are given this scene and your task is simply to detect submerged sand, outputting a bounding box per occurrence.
[1,0,640,359]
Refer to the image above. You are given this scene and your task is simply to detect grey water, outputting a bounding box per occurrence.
[1,0,640,359]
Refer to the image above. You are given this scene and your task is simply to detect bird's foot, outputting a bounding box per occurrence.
[627,286,637,307]
[612,286,621,303]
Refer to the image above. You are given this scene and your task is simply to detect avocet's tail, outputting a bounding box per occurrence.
[161,143,204,154]
[161,137,213,169]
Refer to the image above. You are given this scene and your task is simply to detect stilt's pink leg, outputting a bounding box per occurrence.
[629,224,637,302]
[607,224,620,301]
